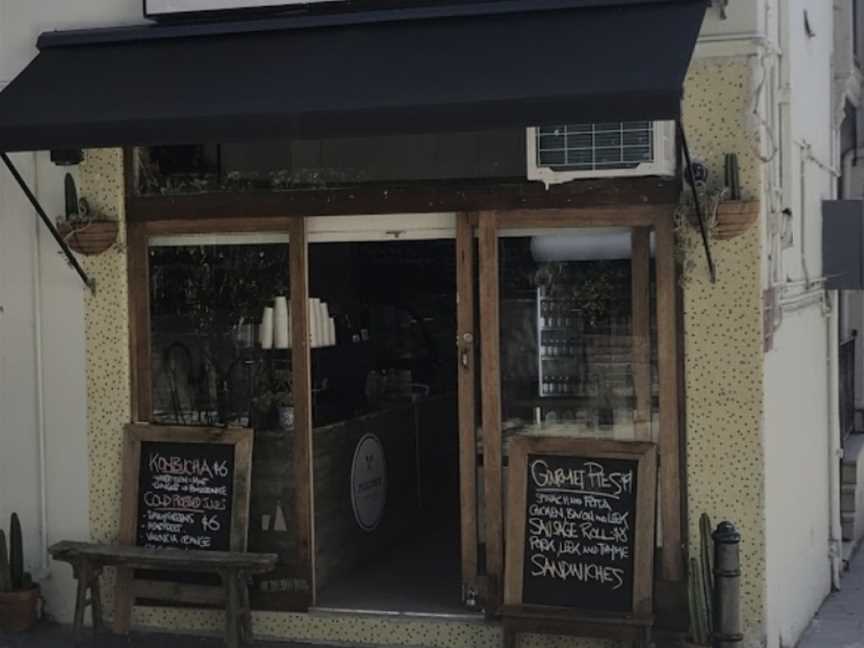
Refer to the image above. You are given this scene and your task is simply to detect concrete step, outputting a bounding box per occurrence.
[842,434,864,485]
[842,484,857,512]
[842,512,855,541]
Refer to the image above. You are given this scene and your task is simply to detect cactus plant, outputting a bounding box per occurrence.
[0,530,11,593]
[9,513,22,591]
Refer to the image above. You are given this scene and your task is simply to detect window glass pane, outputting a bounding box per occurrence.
[307,239,462,613]
[136,129,526,195]
[148,240,305,608]
[498,229,658,444]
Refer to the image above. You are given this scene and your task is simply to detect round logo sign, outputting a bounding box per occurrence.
[350,433,387,532]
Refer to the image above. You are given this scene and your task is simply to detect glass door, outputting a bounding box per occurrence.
[300,213,483,615]
[477,209,682,613]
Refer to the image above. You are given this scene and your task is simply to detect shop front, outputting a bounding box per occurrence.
[0,1,708,645]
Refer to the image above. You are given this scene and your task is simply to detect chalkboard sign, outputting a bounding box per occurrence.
[117,424,253,605]
[136,441,236,552]
[504,437,657,622]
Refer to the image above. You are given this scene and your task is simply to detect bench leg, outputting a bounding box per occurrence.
[90,568,104,634]
[223,571,240,648]
[113,567,134,634]
[238,572,252,644]
[72,562,89,647]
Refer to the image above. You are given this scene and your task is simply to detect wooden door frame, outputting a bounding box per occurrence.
[126,203,684,616]
[456,213,480,605]
[477,205,684,614]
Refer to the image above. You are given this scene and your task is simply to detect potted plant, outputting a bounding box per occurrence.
[252,368,293,432]
[56,173,118,256]
[0,514,39,632]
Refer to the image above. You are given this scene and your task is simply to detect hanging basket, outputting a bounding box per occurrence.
[0,586,40,632]
[714,201,760,241]
[58,220,118,256]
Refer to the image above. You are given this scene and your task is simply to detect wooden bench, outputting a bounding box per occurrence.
[49,541,277,648]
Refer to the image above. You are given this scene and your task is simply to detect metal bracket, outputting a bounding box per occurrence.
[0,153,95,293]
[677,121,717,284]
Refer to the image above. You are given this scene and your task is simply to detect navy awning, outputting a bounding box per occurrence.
[0,0,705,152]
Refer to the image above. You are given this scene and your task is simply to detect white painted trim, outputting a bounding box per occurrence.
[150,232,290,246]
[149,214,459,246]
[693,33,772,59]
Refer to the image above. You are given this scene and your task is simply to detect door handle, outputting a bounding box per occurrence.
[459,333,474,369]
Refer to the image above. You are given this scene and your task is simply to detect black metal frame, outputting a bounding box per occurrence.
[677,121,717,284]
[0,153,94,292]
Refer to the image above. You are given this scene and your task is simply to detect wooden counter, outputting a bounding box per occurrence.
[246,393,458,602]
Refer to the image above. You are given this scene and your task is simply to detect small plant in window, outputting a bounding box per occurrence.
[252,367,293,431]
[533,261,628,329]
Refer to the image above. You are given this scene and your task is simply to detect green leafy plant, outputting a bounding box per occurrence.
[0,530,10,593]
[9,514,22,591]
[0,516,32,594]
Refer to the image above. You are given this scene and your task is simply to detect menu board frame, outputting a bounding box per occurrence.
[116,424,253,604]
[503,437,657,624]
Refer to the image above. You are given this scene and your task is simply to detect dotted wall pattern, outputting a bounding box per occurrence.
[79,58,767,648]
[78,147,130,615]
[681,58,766,647]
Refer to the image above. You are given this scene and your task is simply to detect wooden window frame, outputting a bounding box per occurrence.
[127,213,315,609]
[476,205,684,618]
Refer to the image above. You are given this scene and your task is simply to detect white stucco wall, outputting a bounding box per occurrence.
[0,0,143,622]
[762,1,838,647]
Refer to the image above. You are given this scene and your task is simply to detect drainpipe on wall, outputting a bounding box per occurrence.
[29,151,50,578]
[827,290,843,589]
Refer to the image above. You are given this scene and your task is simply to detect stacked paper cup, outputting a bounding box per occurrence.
[307,298,337,347]
[273,296,290,349]
[260,307,274,350]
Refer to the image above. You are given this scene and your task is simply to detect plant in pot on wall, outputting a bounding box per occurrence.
[0,514,40,632]
[56,173,118,256]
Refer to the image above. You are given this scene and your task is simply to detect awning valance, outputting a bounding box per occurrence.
[0,0,706,152]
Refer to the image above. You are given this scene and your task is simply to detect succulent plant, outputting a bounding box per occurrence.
[0,530,11,593]
[9,514,23,591]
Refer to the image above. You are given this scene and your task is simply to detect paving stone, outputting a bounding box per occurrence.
[799,547,864,647]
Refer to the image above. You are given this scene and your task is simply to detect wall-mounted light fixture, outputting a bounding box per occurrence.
[50,149,83,166]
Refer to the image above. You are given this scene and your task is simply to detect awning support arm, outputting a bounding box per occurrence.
[676,121,717,284]
[1,152,94,292]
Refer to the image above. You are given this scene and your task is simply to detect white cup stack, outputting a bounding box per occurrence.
[260,307,274,350]
[273,296,290,349]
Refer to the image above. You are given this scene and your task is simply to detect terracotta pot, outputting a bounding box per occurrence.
[0,586,40,632]
[58,220,118,255]
[714,201,760,240]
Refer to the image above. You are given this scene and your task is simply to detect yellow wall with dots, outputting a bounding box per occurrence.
[78,58,767,648]
[680,57,765,647]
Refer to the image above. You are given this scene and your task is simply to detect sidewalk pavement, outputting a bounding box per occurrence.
[798,548,864,648]
[0,623,322,648]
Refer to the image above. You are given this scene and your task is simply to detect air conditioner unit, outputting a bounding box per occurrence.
[526,121,676,186]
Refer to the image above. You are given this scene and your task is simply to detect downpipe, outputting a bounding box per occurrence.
[827,291,843,588]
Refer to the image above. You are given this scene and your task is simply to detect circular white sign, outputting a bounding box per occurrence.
[350,433,387,532]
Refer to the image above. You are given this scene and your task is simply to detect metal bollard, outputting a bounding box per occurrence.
[712,521,743,647]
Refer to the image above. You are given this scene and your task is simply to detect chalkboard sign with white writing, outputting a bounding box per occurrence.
[136,441,235,552]
[522,453,637,612]
[117,425,253,605]
[504,437,657,622]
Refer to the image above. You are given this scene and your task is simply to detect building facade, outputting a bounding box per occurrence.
[0,2,858,647]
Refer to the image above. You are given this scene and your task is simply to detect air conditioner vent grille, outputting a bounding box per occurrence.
[536,122,655,172]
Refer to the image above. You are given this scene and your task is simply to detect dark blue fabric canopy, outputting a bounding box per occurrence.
[0,0,705,152]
